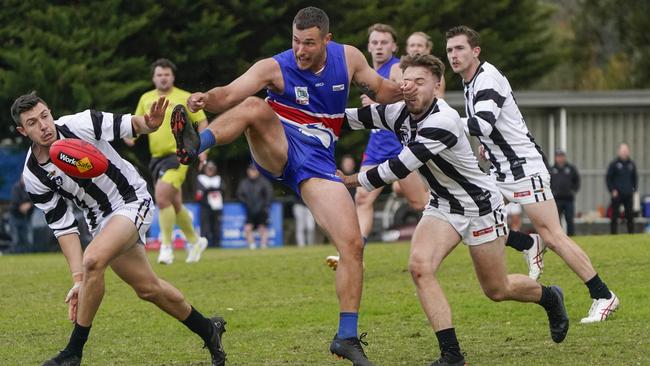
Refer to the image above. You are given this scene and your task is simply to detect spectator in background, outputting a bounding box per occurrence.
[8,176,34,253]
[197,161,224,247]
[339,154,357,198]
[607,143,638,234]
[550,149,580,236]
[292,197,316,247]
[237,164,273,249]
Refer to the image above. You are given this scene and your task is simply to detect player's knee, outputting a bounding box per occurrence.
[355,190,372,207]
[407,198,427,212]
[82,254,107,274]
[241,97,270,120]
[134,281,163,302]
[339,236,364,260]
[483,286,507,302]
[408,255,435,280]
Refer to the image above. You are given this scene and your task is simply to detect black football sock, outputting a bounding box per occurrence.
[435,328,463,361]
[64,322,91,358]
[181,306,214,343]
[536,285,557,311]
[585,274,612,300]
[505,231,534,251]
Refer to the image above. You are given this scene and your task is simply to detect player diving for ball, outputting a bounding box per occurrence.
[11,92,227,366]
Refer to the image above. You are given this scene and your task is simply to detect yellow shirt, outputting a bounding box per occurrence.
[134,87,207,158]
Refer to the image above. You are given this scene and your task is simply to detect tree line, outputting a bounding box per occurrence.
[1,0,646,166]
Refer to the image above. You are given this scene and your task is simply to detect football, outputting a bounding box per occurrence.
[49,138,109,179]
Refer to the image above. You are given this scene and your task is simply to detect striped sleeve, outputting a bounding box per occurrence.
[23,172,79,238]
[59,110,134,142]
[466,75,507,137]
[358,115,459,191]
[344,102,405,131]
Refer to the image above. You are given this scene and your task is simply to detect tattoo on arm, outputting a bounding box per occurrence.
[355,81,377,100]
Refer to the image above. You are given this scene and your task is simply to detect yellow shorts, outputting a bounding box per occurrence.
[150,155,188,190]
[160,164,188,190]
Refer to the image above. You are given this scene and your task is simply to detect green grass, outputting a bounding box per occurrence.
[1,234,648,365]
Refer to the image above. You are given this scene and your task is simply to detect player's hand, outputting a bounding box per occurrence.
[198,151,208,171]
[478,145,489,162]
[144,96,169,131]
[188,92,208,112]
[65,282,81,323]
[123,137,136,147]
[612,189,619,198]
[401,80,417,102]
[360,94,375,107]
[336,170,361,188]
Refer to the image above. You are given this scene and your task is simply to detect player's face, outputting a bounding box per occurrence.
[152,66,175,92]
[292,25,331,71]
[16,102,57,147]
[446,35,480,76]
[402,66,439,116]
[406,34,431,56]
[368,31,397,65]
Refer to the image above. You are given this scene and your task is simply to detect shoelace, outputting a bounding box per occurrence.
[350,332,369,356]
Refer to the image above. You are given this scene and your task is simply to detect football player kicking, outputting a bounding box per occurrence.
[338,54,569,365]
[11,92,226,366]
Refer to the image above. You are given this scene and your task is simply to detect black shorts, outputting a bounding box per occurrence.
[246,210,269,229]
[149,154,180,185]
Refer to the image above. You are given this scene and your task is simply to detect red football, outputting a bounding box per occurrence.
[49,138,109,179]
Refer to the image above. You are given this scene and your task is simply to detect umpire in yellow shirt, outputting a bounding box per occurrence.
[127,58,209,264]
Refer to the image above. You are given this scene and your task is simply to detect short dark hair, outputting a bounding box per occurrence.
[11,92,48,126]
[400,54,445,80]
[445,26,481,48]
[368,23,397,43]
[293,6,329,37]
[150,58,177,76]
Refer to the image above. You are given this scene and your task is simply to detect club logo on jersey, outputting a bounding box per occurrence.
[295,86,309,105]
[472,226,494,237]
[58,152,94,174]
[332,84,345,91]
[398,123,411,143]
[53,176,63,186]
[314,82,324,87]
[514,190,531,198]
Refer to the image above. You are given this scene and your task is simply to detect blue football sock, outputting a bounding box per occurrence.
[337,312,358,339]
[199,129,216,154]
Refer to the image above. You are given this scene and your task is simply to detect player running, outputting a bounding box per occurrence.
[339,54,569,366]
[446,25,618,323]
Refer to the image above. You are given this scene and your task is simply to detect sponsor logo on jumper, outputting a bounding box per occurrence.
[332,84,345,91]
[534,188,545,194]
[514,190,531,198]
[58,152,94,173]
[315,82,324,87]
[473,226,494,237]
[295,86,309,105]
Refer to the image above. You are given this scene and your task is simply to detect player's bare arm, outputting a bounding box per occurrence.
[57,233,84,322]
[131,96,169,135]
[344,45,402,104]
[188,58,282,113]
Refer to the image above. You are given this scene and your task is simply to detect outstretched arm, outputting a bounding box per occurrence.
[131,96,169,135]
[345,45,403,104]
[187,58,281,113]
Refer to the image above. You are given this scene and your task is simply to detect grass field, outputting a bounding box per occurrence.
[1,234,648,365]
